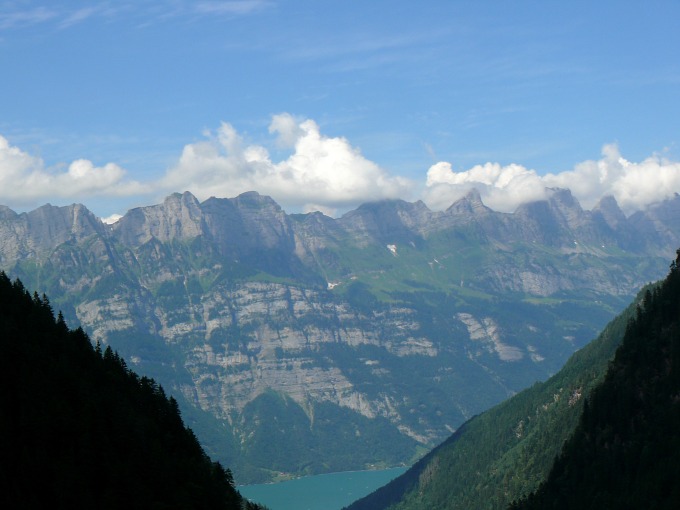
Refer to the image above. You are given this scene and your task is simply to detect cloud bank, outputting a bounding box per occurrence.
[424,144,680,215]
[0,135,146,207]
[161,113,413,216]
[0,115,679,218]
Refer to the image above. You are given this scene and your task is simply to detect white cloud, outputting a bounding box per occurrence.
[160,113,413,215]
[58,7,99,29]
[194,1,273,16]
[2,119,679,220]
[424,144,680,215]
[0,135,147,207]
[423,161,548,212]
[0,6,55,30]
[0,1,272,34]
[101,213,123,225]
[268,112,305,148]
[542,144,680,213]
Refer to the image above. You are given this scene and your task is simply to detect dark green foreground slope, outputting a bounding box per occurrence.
[346,278,643,510]
[512,253,680,509]
[0,272,264,509]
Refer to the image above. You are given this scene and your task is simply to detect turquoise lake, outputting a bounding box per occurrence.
[238,467,408,510]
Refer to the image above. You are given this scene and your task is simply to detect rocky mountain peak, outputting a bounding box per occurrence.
[0,205,18,220]
[223,192,291,240]
[231,191,282,212]
[642,193,680,231]
[0,203,104,266]
[592,195,627,230]
[545,187,589,231]
[445,188,489,217]
[513,199,564,247]
[164,190,201,209]
[226,192,295,248]
[32,202,102,235]
[511,188,598,248]
[113,191,205,247]
[338,199,428,246]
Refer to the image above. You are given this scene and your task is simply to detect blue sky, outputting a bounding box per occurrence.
[1,0,679,220]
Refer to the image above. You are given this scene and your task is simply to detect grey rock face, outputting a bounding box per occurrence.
[114,192,205,247]
[0,203,104,265]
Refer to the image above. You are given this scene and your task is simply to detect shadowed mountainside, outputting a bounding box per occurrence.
[0,272,265,509]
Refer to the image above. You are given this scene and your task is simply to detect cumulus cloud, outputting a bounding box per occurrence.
[0,135,146,207]
[2,118,679,220]
[160,113,413,215]
[100,213,123,225]
[424,161,548,212]
[268,112,305,148]
[542,144,680,213]
[424,143,680,214]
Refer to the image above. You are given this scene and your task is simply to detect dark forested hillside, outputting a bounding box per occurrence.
[0,272,264,509]
[511,252,680,509]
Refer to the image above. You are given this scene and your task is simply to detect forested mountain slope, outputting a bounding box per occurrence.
[0,272,264,509]
[511,252,680,509]
[345,280,641,510]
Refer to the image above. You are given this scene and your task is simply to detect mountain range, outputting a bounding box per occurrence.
[1,187,678,482]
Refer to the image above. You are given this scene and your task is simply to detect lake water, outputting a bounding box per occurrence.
[238,467,408,510]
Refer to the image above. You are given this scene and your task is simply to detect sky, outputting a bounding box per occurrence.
[1,0,679,221]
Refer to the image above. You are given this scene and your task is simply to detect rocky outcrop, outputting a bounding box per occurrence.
[0,203,104,265]
[114,192,205,247]
[457,313,524,362]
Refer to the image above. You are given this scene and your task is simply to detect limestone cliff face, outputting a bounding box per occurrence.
[457,313,524,362]
[184,283,436,417]
[0,203,104,265]
[1,189,678,481]
[73,275,441,439]
[114,192,205,247]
